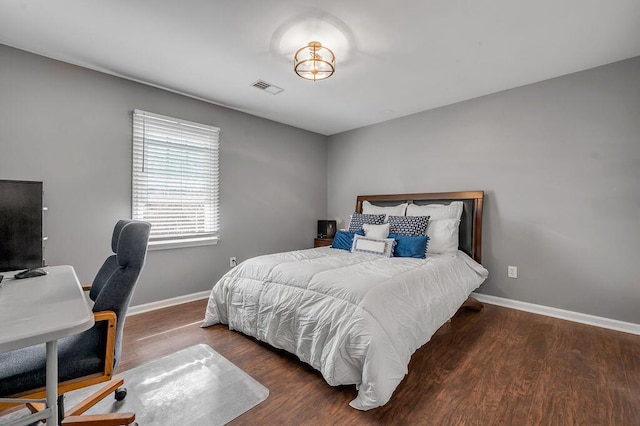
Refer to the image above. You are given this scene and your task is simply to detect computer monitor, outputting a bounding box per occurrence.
[0,180,43,272]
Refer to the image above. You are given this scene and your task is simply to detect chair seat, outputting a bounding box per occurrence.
[0,327,105,397]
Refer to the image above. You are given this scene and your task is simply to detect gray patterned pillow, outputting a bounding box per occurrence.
[347,213,386,232]
[387,215,430,236]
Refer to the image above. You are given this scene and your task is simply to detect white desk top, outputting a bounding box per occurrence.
[0,265,95,353]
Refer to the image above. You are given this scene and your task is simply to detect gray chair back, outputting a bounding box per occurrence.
[92,220,151,367]
[89,220,130,302]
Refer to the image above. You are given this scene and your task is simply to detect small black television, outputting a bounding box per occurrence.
[0,180,43,272]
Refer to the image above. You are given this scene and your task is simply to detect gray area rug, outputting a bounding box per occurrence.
[1,344,268,425]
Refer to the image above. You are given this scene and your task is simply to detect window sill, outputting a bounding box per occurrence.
[148,237,219,251]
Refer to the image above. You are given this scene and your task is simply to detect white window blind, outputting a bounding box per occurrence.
[132,109,220,247]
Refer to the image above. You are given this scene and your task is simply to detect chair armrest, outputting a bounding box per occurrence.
[82,284,92,292]
[93,311,117,379]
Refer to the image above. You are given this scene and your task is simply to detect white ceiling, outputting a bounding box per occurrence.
[1,1,639,135]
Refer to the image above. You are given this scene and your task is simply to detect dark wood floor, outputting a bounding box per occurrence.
[120,299,640,425]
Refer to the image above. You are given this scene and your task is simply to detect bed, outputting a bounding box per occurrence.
[202,191,489,410]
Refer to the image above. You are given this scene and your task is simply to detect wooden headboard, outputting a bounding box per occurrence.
[355,191,484,263]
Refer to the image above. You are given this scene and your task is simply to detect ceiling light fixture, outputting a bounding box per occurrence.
[294,41,335,81]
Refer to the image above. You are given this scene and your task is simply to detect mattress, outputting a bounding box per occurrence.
[202,247,488,410]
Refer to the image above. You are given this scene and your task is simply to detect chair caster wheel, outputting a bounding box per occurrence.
[114,387,127,401]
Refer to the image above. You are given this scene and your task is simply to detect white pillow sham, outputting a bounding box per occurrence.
[425,219,460,254]
[406,201,463,254]
[362,201,408,217]
[363,223,390,240]
[405,201,463,220]
[351,234,395,257]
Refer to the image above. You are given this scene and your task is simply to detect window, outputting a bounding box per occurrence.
[132,109,220,249]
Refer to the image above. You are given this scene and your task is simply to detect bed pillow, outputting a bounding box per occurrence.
[406,201,463,254]
[331,230,364,251]
[347,213,386,232]
[350,234,395,257]
[389,234,429,259]
[406,201,463,221]
[363,223,390,240]
[362,201,408,216]
[387,215,430,236]
[425,219,460,254]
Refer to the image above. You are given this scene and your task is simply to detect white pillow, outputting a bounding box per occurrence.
[362,201,408,217]
[425,219,460,254]
[406,202,463,254]
[351,234,395,257]
[405,201,463,220]
[363,223,390,240]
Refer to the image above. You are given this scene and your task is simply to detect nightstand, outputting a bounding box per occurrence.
[314,237,334,248]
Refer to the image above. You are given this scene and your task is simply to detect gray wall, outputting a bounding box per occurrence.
[0,44,327,306]
[328,57,640,324]
[2,41,638,324]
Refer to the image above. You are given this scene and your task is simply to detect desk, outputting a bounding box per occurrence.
[0,266,94,426]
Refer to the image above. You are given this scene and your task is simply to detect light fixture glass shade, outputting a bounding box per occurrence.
[294,41,335,81]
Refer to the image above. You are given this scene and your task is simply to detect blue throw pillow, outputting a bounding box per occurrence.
[389,233,429,258]
[331,230,364,251]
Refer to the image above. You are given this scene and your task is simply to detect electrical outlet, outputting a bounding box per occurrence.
[230,257,237,268]
[508,265,518,279]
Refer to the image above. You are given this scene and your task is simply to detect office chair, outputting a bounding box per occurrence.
[0,220,151,425]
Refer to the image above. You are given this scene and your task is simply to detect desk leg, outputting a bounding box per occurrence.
[46,340,58,425]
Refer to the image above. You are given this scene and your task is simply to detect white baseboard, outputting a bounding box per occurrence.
[126,290,640,336]
[128,290,210,316]
[472,292,640,336]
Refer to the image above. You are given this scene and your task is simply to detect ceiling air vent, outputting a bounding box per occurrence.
[251,80,284,95]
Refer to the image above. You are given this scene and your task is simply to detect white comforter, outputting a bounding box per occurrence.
[202,247,488,410]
